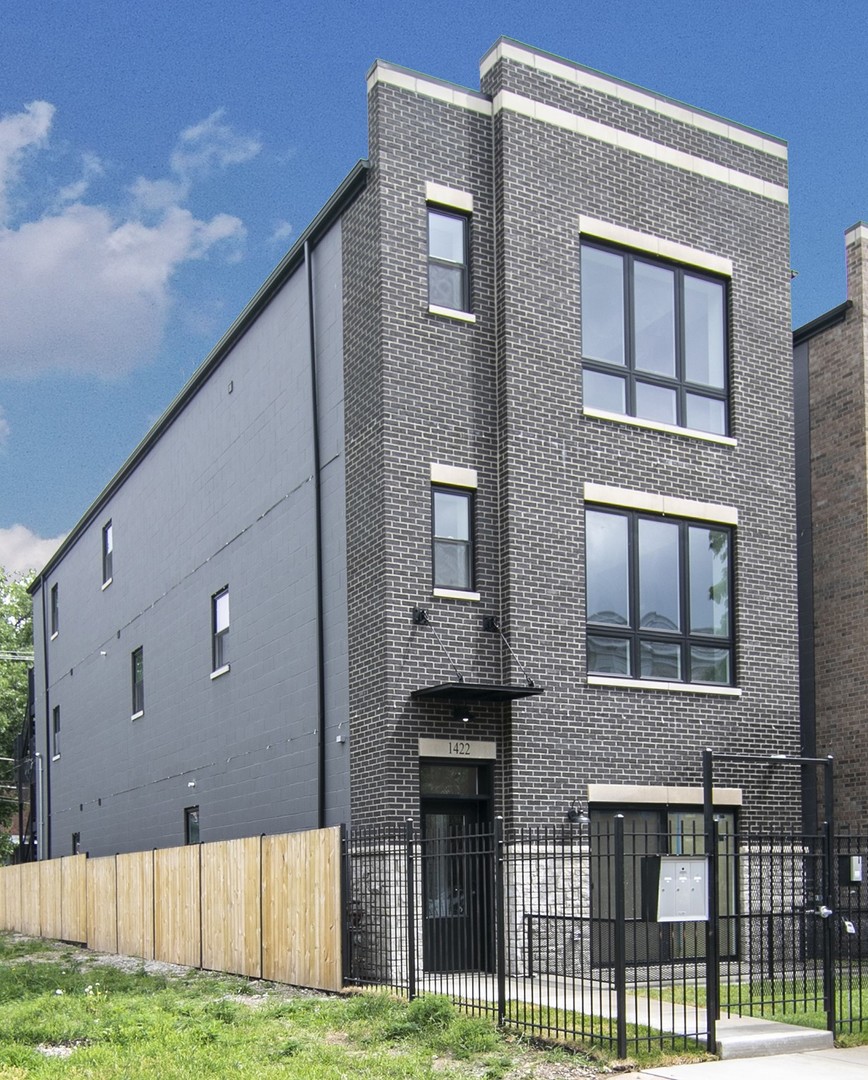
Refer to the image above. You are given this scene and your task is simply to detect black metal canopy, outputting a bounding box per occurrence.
[411,682,545,704]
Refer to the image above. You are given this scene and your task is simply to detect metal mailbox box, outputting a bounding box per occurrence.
[642,855,709,922]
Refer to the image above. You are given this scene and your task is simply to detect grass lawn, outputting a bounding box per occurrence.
[0,933,665,1079]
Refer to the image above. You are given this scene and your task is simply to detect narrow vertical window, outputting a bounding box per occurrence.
[428,208,470,313]
[52,705,61,758]
[131,646,144,717]
[185,806,200,845]
[212,587,230,673]
[432,488,474,591]
[50,584,59,637]
[72,832,81,855]
[102,520,113,585]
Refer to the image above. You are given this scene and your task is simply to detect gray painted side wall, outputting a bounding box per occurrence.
[32,222,349,858]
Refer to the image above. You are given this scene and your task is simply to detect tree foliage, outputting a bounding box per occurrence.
[0,568,33,825]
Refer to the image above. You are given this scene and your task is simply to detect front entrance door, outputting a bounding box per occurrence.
[420,761,493,973]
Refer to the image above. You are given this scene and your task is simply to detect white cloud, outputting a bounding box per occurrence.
[0,204,245,376]
[0,101,54,223]
[56,152,105,206]
[0,525,66,576]
[269,219,294,245]
[170,110,261,181]
[0,102,259,378]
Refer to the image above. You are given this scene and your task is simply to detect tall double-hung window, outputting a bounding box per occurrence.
[428,209,470,314]
[211,587,230,674]
[586,507,733,686]
[581,243,728,436]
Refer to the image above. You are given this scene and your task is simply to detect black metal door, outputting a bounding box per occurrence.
[420,799,493,972]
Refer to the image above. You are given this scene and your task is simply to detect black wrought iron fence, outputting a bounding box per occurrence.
[343,818,868,1055]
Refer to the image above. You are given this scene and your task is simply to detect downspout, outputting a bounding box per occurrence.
[39,581,51,859]
[305,239,328,829]
[34,753,43,862]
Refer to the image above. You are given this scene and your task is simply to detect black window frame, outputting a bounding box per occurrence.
[427,206,471,314]
[580,241,730,436]
[102,520,113,585]
[211,586,230,672]
[432,485,475,592]
[52,704,60,758]
[50,583,59,636]
[184,805,200,845]
[131,646,144,716]
[585,506,734,687]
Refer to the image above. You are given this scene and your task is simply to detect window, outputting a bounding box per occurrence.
[102,520,113,585]
[581,243,728,435]
[131,647,144,717]
[50,584,59,637]
[432,488,473,591]
[72,832,81,855]
[586,507,733,685]
[52,705,60,758]
[428,208,469,313]
[212,587,229,673]
[185,806,200,845]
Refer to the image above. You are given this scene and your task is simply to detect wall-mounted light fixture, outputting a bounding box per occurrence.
[452,708,473,724]
[565,801,590,825]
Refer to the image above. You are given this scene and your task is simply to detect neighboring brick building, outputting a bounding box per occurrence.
[795,223,868,831]
[28,39,798,884]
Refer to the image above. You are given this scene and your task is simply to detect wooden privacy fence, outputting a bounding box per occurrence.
[0,827,342,992]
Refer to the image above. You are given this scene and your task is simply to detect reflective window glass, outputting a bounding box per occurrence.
[684,275,725,388]
[638,518,680,631]
[634,261,675,376]
[581,246,625,365]
[586,511,629,626]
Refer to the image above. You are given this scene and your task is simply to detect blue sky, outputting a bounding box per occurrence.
[0,0,864,572]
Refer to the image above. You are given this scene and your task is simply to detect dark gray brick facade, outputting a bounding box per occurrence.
[31,38,800,858]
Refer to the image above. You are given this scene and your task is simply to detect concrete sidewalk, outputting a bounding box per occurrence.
[628,1044,868,1077]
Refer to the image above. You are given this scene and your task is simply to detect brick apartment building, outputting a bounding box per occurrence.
[795,223,868,831]
[26,39,799,875]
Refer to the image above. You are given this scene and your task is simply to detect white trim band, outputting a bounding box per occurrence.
[481,40,787,160]
[433,588,481,601]
[578,216,732,277]
[494,90,788,204]
[845,223,868,246]
[428,305,477,323]
[583,482,738,525]
[583,406,737,447]
[430,463,478,488]
[588,783,742,806]
[426,182,474,213]
[368,64,492,115]
[588,674,742,696]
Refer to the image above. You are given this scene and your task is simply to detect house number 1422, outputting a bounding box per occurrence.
[448,741,471,756]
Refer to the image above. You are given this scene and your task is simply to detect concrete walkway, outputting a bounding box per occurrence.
[628,1043,868,1078]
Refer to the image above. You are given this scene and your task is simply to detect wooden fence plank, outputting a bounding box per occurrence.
[19,862,41,936]
[39,859,63,939]
[201,837,261,978]
[154,845,200,968]
[86,857,118,953]
[262,827,342,991]
[116,851,154,960]
[0,865,6,930]
[61,856,88,944]
[3,866,21,932]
